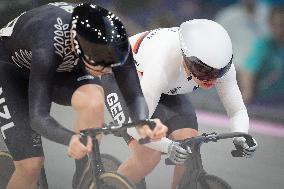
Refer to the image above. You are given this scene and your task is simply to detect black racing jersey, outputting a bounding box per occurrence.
[0,2,149,145]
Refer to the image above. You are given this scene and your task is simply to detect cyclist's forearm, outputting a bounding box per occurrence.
[113,53,149,120]
[229,109,249,133]
[215,67,249,133]
[144,138,172,154]
[30,116,75,145]
[127,127,172,153]
[127,96,149,121]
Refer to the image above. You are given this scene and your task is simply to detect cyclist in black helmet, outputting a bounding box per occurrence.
[0,2,167,189]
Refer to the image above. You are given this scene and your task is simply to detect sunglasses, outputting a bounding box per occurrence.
[182,51,233,81]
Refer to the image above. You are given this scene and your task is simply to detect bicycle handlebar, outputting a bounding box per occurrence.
[165,132,255,165]
[180,132,254,147]
[79,119,156,144]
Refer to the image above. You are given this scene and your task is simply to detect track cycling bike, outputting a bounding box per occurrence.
[163,132,256,189]
[73,119,155,189]
[0,120,155,189]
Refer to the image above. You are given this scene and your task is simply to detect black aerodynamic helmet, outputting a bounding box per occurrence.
[71,3,130,67]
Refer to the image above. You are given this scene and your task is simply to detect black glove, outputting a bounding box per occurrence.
[233,137,258,158]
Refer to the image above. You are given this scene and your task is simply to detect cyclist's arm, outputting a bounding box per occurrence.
[125,53,173,153]
[127,74,177,153]
[216,64,249,133]
[112,53,149,121]
[127,128,172,153]
[29,48,75,145]
[139,61,169,117]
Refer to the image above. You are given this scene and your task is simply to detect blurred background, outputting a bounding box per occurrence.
[0,0,284,189]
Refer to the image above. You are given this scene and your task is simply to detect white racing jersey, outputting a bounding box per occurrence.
[127,28,249,153]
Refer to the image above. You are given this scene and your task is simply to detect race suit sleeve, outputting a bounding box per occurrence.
[112,53,149,121]
[29,48,75,146]
[126,51,172,153]
[126,29,185,153]
[139,59,168,117]
[215,64,250,133]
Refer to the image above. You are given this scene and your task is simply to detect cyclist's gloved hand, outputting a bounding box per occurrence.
[168,141,191,164]
[233,137,258,158]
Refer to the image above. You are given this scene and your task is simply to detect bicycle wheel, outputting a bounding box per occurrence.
[0,151,15,189]
[99,172,136,189]
[37,166,49,189]
[101,153,147,189]
[82,172,136,189]
[101,153,122,172]
[197,174,232,189]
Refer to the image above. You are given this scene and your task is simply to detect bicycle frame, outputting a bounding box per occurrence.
[178,144,207,189]
[38,166,49,189]
[75,120,155,189]
[87,132,106,189]
[165,132,255,189]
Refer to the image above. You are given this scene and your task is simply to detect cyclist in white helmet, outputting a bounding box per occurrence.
[107,19,258,189]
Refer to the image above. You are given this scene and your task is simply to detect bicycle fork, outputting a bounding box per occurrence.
[178,144,206,189]
[89,137,105,189]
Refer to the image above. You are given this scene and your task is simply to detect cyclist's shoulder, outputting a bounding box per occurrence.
[24,3,74,27]
[7,3,73,35]
[216,63,237,84]
[146,27,179,42]
[2,3,76,49]
[130,27,179,43]
[131,27,180,58]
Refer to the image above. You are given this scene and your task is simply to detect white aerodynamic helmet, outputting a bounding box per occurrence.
[179,19,233,81]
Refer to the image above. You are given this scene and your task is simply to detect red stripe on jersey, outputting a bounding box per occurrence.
[132,31,150,54]
[138,71,143,76]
